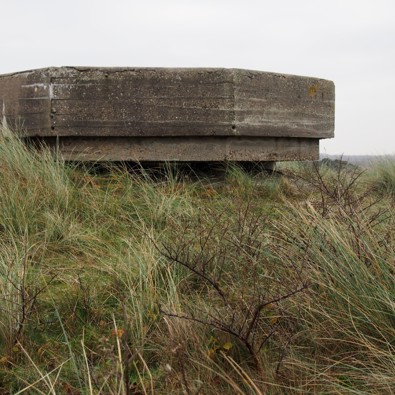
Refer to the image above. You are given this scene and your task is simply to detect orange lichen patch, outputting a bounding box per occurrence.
[308,85,318,97]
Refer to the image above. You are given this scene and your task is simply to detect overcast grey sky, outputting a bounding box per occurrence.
[1,0,394,154]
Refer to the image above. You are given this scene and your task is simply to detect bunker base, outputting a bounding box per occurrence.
[33,136,318,162]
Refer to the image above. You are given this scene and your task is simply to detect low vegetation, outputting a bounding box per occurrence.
[0,125,394,394]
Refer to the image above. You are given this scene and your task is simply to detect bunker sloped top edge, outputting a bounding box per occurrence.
[0,66,335,86]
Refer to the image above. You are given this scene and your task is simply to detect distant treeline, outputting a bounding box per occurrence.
[320,153,395,166]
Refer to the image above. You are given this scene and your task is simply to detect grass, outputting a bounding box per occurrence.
[366,157,395,197]
[0,125,394,394]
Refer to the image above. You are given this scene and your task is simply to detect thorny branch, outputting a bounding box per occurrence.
[155,203,308,370]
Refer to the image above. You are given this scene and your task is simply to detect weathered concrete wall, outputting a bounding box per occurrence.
[35,136,319,162]
[0,69,52,132]
[0,67,335,161]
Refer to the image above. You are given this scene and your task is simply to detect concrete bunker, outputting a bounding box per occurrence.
[0,67,335,162]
